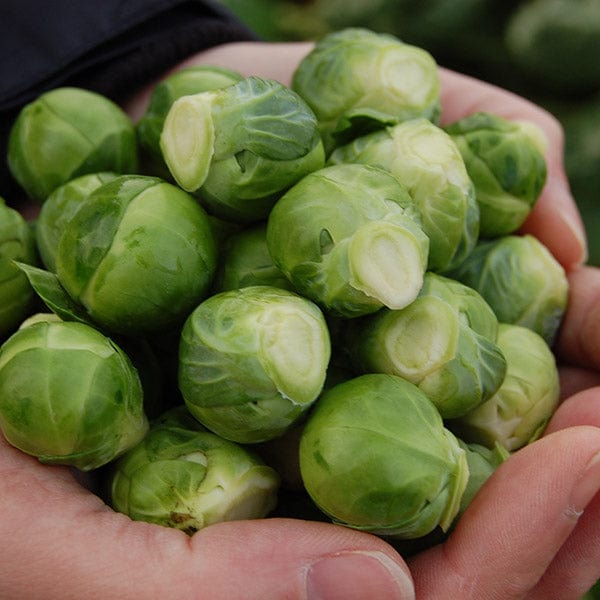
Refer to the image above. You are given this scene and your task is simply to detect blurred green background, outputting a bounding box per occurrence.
[219,0,600,266]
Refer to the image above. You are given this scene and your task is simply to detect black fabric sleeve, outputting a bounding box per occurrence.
[0,0,258,199]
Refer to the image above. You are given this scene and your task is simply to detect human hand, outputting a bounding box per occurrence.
[2,41,599,600]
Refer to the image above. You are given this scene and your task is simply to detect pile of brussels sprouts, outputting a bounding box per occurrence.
[0,28,568,543]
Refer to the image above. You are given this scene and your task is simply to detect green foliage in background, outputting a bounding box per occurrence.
[219,0,600,266]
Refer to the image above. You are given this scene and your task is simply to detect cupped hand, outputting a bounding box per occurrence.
[2,42,599,600]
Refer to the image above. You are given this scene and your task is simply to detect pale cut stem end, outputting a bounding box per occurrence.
[160,93,216,192]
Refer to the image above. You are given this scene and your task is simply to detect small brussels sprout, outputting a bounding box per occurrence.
[292,28,441,152]
[448,323,560,452]
[447,234,569,344]
[160,76,325,222]
[329,118,479,272]
[35,172,118,271]
[266,164,429,318]
[55,175,217,335]
[0,198,38,338]
[213,224,295,293]
[7,87,138,201]
[136,65,243,175]
[109,417,280,534]
[178,285,331,443]
[0,320,148,470]
[457,440,509,515]
[347,273,506,419]
[299,374,469,539]
[445,112,548,237]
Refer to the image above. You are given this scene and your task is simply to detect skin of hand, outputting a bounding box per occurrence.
[2,42,599,600]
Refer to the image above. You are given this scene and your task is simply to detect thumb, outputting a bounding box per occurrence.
[0,435,414,600]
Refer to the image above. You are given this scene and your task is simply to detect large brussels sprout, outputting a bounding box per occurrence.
[109,415,279,534]
[213,224,294,293]
[7,87,138,201]
[448,323,560,452]
[445,112,547,237]
[292,27,441,152]
[136,65,243,176]
[0,320,148,470]
[266,163,429,318]
[178,285,331,443]
[329,118,479,272]
[55,175,217,335]
[35,172,118,271]
[447,234,569,344]
[299,374,469,539]
[0,198,38,338]
[160,76,325,222]
[346,273,506,419]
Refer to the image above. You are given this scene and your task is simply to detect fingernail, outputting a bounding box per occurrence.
[569,451,600,516]
[559,210,588,265]
[306,550,415,600]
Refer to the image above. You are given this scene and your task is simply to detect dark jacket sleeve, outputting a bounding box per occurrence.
[0,0,257,199]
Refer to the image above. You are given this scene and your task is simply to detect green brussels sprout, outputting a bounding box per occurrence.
[0,198,38,338]
[505,0,600,95]
[160,76,325,222]
[55,175,217,335]
[299,374,469,539]
[266,164,429,318]
[457,440,509,515]
[447,234,569,344]
[136,65,243,176]
[178,285,331,444]
[109,417,279,534]
[346,273,506,419]
[0,320,148,471]
[292,28,441,152]
[329,118,479,272]
[35,172,118,271]
[448,323,560,452]
[444,112,548,237]
[213,224,294,293]
[7,87,138,201]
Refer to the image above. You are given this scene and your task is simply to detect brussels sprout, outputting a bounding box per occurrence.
[457,440,509,515]
[55,175,217,335]
[444,112,547,237]
[447,234,569,344]
[0,198,38,338]
[136,65,243,176]
[299,374,469,539]
[329,118,479,272]
[266,164,429,318]
[0,320,148,470]
[35,172,118,271]
[346,273,506,419]
[109,417,279,534]
[448,323,560,452]
[178,285,331,444]
[292,27,441,152]
[7,87,138,201]
[417,271,499,341]
[160,76,325,222]
[213,224,294,293]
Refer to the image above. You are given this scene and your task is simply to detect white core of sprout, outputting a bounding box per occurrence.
[348,222,425,310]
[390,120,472,194]
[258,307,328,405]
[384,297,457,380]
[160,93,215,192]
